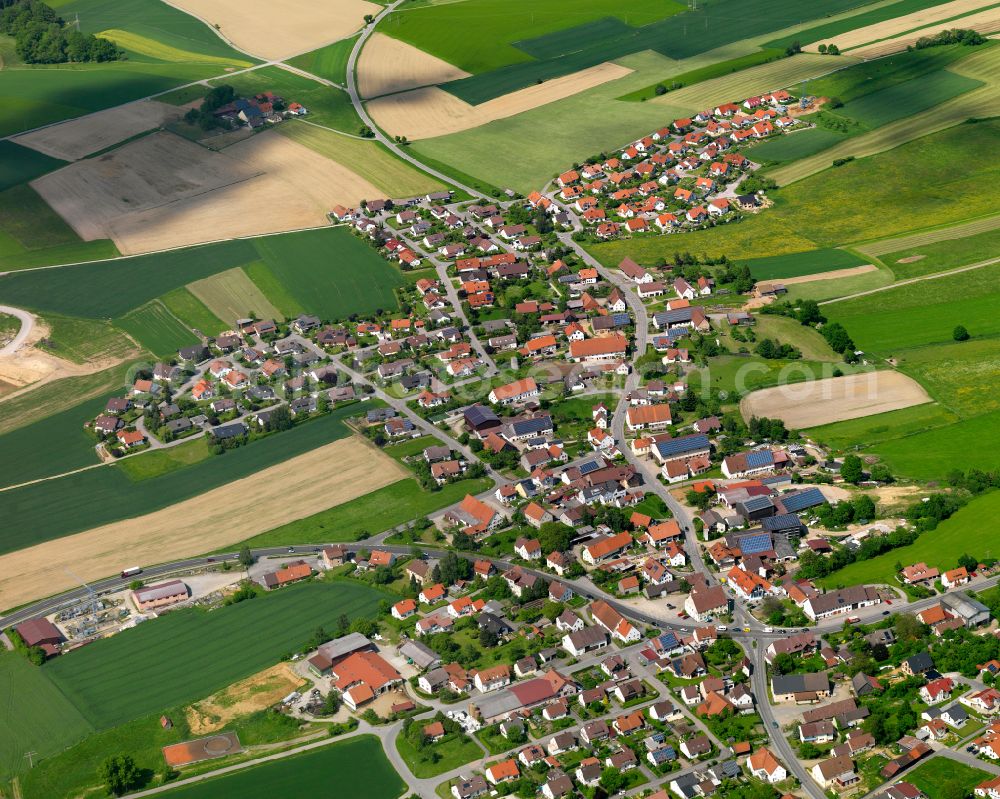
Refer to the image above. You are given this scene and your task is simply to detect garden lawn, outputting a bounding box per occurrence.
[907,757,994,799]
[824,261,1000,353]
[157,736,403,799]
[817,490,1000,589]
[117,436,212,481]
[0,405,358,554]
[395,731,480,777]
[804,402,959,451]
[741,248,868,280]
[44,581,389,729]
[881,225,1000,279]
[590,119,1000,264]
[0,141,65,191]
[0,651,94,781]
[241,476,493,547]
[114,300,198,356]
[0,183,118,272]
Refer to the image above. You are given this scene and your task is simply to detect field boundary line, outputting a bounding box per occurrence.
[820,253,1000,304]
[853,211,1000,256]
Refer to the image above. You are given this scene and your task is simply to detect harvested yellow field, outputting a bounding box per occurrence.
[14,101,186,161]
[188,266,284,325]
[740,371,931,429]
[368,61,633,139]
[849,6,1000,57]
[97,29,253,67]
[0,436,408,609]
[769,44,1000,185]
[187,663,304,735]
[359,33,470,99]
[804,0,995,51]
[856,212,1000,257]
[651,53,850,112]
[165,0,381,60]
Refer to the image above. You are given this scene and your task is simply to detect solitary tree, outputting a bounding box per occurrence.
[840,454,864,485]
[99,754,140,796]
[953,325,970,341]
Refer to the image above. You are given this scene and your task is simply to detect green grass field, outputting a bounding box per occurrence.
[115,300,198,356]
[188,266,285,325]
[0,183,118,272]
[0,227,406,322]
[783,265,894,302]
[45,581,388,729]
[894,338,1000,419]
[161,287,227,336]
[741,248,868,279]
[0,389,113,488]
[0,405,357,554]
[619,48,787,102]
[242,476,493,547]
[824,261,1000,353]
[686,354,871,397]
[158,736,404,799]
[753,314,843,361]
[396,732,480,777]
[906,756,994,799]
[834,68,981,128]
[881,225,1000,279]
[0,141,65,192]
[751,127,849,163]
[244,260,305,319]
[589,119,1000,263]
[873,408,1000,479]
[286,37,358,85]
[118,436,212,481]
[818,490,1000,588]
[0,651,94,781]
[35,313,137,365]
[805,402,959,451]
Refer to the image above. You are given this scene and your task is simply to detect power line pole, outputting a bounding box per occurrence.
[25,751,37,769]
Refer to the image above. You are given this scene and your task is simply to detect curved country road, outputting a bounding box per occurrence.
[0,305,33,355]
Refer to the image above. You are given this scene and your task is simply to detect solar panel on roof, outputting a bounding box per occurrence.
[612,312,631,325]
[741,495,774,513]
[654,434,709,458]
[578,460,602,475]
[738,533,772,555]
[781,488,825,513]
[745,450,774,468]
[762,513,800,531]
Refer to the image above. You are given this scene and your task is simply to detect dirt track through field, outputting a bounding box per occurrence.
[165,0,381,60]
[0,437,408,610]
[803,0,993,51]
[848,6,1000,57]
[739,371,931,428]
[358,33,470,99]
[367,61,633,139]
[13,101,184,161]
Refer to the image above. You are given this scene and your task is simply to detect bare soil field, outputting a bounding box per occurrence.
[849,6,1000,57]
[739,371,931,428]
[14,101,184,161]
[804,0,993,51]
[0,436,408,609]
[165,0,380,60]
[358,33,471,99]
[367,61,633,139]
[759,264,878,290]
[186,663,304,735]
[35,129,383,254]
[31,131,259,242]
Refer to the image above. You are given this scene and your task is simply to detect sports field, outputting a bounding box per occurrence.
[45,581,389,729]
[188,267,285,326]
[0,227,406,322]
[741,248,869,280]
[817,490,1000,588]
[158,736,405,799]
[0,651,94,781]
[115,300,198,356]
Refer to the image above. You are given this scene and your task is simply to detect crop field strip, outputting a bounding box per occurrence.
[114,300,199,356]
[740,248,871,280]
[768,42,1000,185]
[188,266,286,326]
[44,582,389,729]
[0,404,358,554]
[855,211,1000,256]
[0,227,405,322]
[156,736,405,799]
[161,287,228,336]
